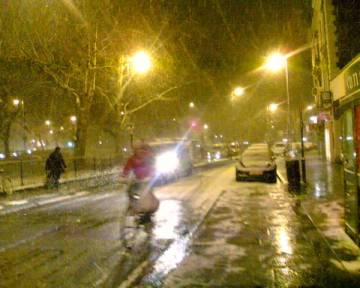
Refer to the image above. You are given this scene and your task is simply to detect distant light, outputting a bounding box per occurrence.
[60,126,64,131]
[215,151,221,160]
[220,134,223,138]
[0,153,5,159]
[264,52,286,72]
[37,141,42,147]
[67,141,74,148]
[121,111,125,116]
[70,115,77,123]
[214,135,218,139]
[233,87,245,97]
[282,138,288,143]
[45,120,51,126]
[306,105,314,111]
[131,51,152,74]
[243,141,249,145]
[49,130,54,135]
[203,124,209,130]
[172,118,176,122]
[13,99,20,106]
[12,152,18,157]
[189,102,195,108]
[302,137,308,142]
[268,103,279,113]
[31,139,36,144]
[191,121,197,128]
[98,141,103,145]
[26,149,32,155]
[123,147,127,152]
[196,144,201,148]
[32,148,37,152]
[309,116,318,124]
[346,136,353,141]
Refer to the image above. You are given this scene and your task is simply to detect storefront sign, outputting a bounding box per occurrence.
[345,59,360,96]
[321,91,332,108]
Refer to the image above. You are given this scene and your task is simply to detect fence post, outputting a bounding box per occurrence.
[20,159,24,186]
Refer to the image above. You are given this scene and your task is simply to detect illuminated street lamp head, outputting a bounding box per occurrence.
[268,103,279,113]
[233,86,245,97]
[189,102,195,108]
[13,99,20,106]
[45,120,51,126]
[265,53,286,72]
[70,115,77,123]
[204,124,209,130]
[131,51,152,74]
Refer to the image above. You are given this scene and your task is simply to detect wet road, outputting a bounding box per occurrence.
[1,163,360,287]
[0,164,231,288]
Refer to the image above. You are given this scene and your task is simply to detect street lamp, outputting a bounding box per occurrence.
[264,52,290,146]
[203,124,209,130]
[45,120,51,126]
[233,86,245,97]
[130,51,152,74]
[189,102,195,108]
[70,115,77,123]
[268,103,279,113]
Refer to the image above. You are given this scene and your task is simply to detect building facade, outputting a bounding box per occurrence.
[312,0,360,243]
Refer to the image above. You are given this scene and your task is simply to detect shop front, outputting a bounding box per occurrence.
[332,54,360,244]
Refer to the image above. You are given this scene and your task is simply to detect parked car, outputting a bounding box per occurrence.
[235,144,277,183]
[271,142,286,156]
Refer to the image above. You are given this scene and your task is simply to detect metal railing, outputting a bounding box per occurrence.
[0,156,124,190]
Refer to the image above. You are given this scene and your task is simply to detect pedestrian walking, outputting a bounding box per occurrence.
[45,146,67,188]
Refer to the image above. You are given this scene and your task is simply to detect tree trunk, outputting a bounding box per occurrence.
[3,122,11,158]
[75,112,89,159]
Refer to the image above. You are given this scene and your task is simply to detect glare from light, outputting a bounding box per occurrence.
[49,130,54,135]
[131,51,152,74]
[123,147,127,152]
[45,120,51,126]
[243,141,249,145]
[215,151,221,160]
[268,103,279,113]
[189,102,195,108]
[282,138,288,143]
[309,116,318,124]
[203,124,209,130]
[98,140,103,145]
[12,152,18,157]
[265,53,286,72]
[156,151,179,174]
[60,126,64,131]
[67,141,74,148]
[0,153,5,159]
[121,111,125,116]
[26,149,32,155]
[70,115,77,123]
[13,99,20,106]
[233,86,245,97]
[306,105,314,111]
[302,137,308,142]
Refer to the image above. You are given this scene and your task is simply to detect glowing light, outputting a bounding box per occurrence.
[130,51,152,74]
[123,147,127,152]
[189,102,195,108]
[215,151,221,160]
[265,53,286,72]
[12,152,18,157]
[306,105,314,111]
[98,141,103,145]
[309,116,318,124]
[0,153,5,159]
[282,138,288,143]
[45,120,51,126]
[70,115,77,123]
[120,111,125,116]
[268,103,279,112]
[13,99,20,106]
[302,137,308,142]
[203,124,209,130]
[67,141,74,148]
[49,130,54,135]
[60,126,64,131]
[26,149,32,155]
[156,151,179,174]
[233,86,245,97]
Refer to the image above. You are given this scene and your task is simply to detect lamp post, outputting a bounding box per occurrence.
[264,53,290,146]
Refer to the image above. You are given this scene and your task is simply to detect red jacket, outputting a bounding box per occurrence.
[123,150,154,180]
